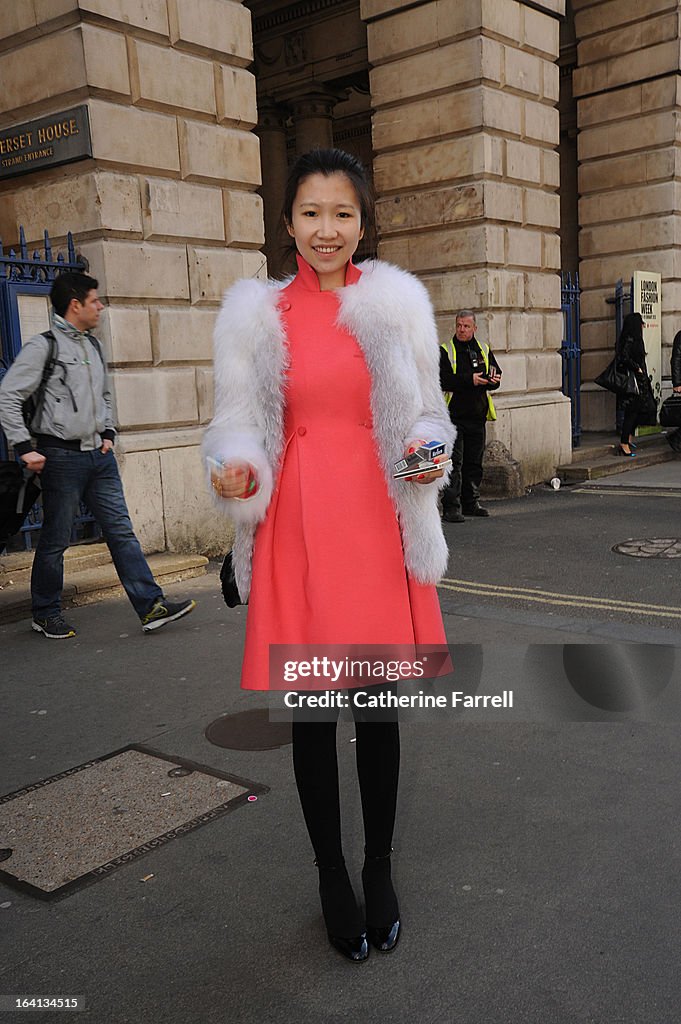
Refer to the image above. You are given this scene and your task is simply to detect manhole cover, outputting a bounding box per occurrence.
[0,746,267,901]
[613,538,681,558]
[205,708,292,750]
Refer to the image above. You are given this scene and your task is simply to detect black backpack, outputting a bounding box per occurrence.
[21,330,58,433]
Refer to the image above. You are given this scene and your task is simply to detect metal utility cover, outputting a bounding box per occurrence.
[613,538,681,558]
[0,745,267,901]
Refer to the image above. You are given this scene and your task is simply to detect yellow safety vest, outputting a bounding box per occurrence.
[441,338,497,422]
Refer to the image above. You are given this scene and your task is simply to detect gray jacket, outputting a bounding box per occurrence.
[0,321,115,454]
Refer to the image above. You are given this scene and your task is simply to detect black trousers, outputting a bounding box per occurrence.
[442,418,486,514]
[291,695,400,866]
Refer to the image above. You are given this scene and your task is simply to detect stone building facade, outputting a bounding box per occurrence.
[570,0,681,429]
[0,0,676,555]
[0,0,262,555]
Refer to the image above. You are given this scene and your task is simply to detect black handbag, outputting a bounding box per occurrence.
[0,462,40,553]
[220,550,245,607]
[594,358,639,396]
[636,380,658,426]
[659,393,681,428]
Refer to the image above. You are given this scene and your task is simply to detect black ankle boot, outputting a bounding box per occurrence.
[362,849,401,953]
[315,860,369,963]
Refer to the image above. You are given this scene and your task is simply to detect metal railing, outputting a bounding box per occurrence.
[560,271,581,448]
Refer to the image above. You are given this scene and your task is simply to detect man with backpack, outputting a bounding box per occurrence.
[0,271,195,638]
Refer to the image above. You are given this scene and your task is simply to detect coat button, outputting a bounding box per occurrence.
[279,300,291,311]
[297,426,307,436]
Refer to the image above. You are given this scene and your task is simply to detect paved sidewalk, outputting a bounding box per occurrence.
[2,487,681,1023]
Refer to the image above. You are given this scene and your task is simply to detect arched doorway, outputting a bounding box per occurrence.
[246,0,374,278]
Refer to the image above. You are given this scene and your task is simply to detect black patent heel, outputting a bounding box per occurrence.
[314,859,369,963]
[362,849,401,953]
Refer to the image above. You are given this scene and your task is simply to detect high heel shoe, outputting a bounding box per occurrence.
[315,860,369,963]
[615,446,636,457]
[362,849,401,953]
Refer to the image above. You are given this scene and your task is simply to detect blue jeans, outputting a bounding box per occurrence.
[31,447,162,619]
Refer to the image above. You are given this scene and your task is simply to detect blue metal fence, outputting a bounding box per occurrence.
[0,227,100,549]
[560,271,581,448]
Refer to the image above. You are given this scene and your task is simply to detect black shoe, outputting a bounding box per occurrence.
[463,504,490,517]
[315,860,369,963]
[442,509,466,523]
[141,598,196,632]
[362,850,400,953]
[367,919,401,953]
[614,446,636,458]
[32,614,77,639]
[328,932,370,962]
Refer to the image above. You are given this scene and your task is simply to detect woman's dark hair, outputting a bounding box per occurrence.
[282,148,375,233]
[620,312,644,343]
[50,271,99,316]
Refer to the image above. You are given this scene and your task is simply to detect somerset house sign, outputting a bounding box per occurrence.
[0,105,92,180]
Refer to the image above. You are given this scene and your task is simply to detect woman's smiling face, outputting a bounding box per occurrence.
[286,172,364,290]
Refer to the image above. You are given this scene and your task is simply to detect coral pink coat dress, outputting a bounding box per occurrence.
[240,257,447,690]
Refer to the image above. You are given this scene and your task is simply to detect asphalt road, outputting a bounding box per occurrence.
[442,469,681,638]
[1,468,680,1024]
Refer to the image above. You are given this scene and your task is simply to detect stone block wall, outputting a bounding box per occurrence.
[573,0,681,429]
[0,0,264,554]
[361,0,572,483]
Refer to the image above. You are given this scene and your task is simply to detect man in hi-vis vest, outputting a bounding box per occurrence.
[439,310,501,523]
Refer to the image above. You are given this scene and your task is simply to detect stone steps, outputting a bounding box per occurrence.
[557,434,676,483]
[0,543,208,624]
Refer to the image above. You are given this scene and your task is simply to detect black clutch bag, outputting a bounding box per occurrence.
[220,550,245,607]
[660,393,681,428]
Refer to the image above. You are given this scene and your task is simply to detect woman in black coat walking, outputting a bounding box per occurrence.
[668,330,681,450]
[616,312,649,457]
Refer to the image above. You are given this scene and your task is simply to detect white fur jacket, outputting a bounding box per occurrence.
[202,259,455,600]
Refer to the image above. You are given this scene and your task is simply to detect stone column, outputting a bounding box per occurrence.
[572,0,681,429]
[361,0,571,484]
[256,98,290,278]
[289,90,337,155]
[0,0,265,555]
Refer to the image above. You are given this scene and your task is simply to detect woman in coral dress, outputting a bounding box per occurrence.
[204,149,454,962]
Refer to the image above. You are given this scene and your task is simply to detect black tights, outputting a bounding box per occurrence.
[620,402,642,445]
[291,714,400,866]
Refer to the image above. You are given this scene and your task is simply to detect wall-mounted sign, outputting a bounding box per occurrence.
[0,105,92,181]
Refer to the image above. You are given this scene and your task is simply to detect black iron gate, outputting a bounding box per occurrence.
[0,227,99,549]
[560,271,581,448]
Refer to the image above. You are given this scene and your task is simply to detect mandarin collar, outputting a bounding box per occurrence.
[294,254,362,291]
